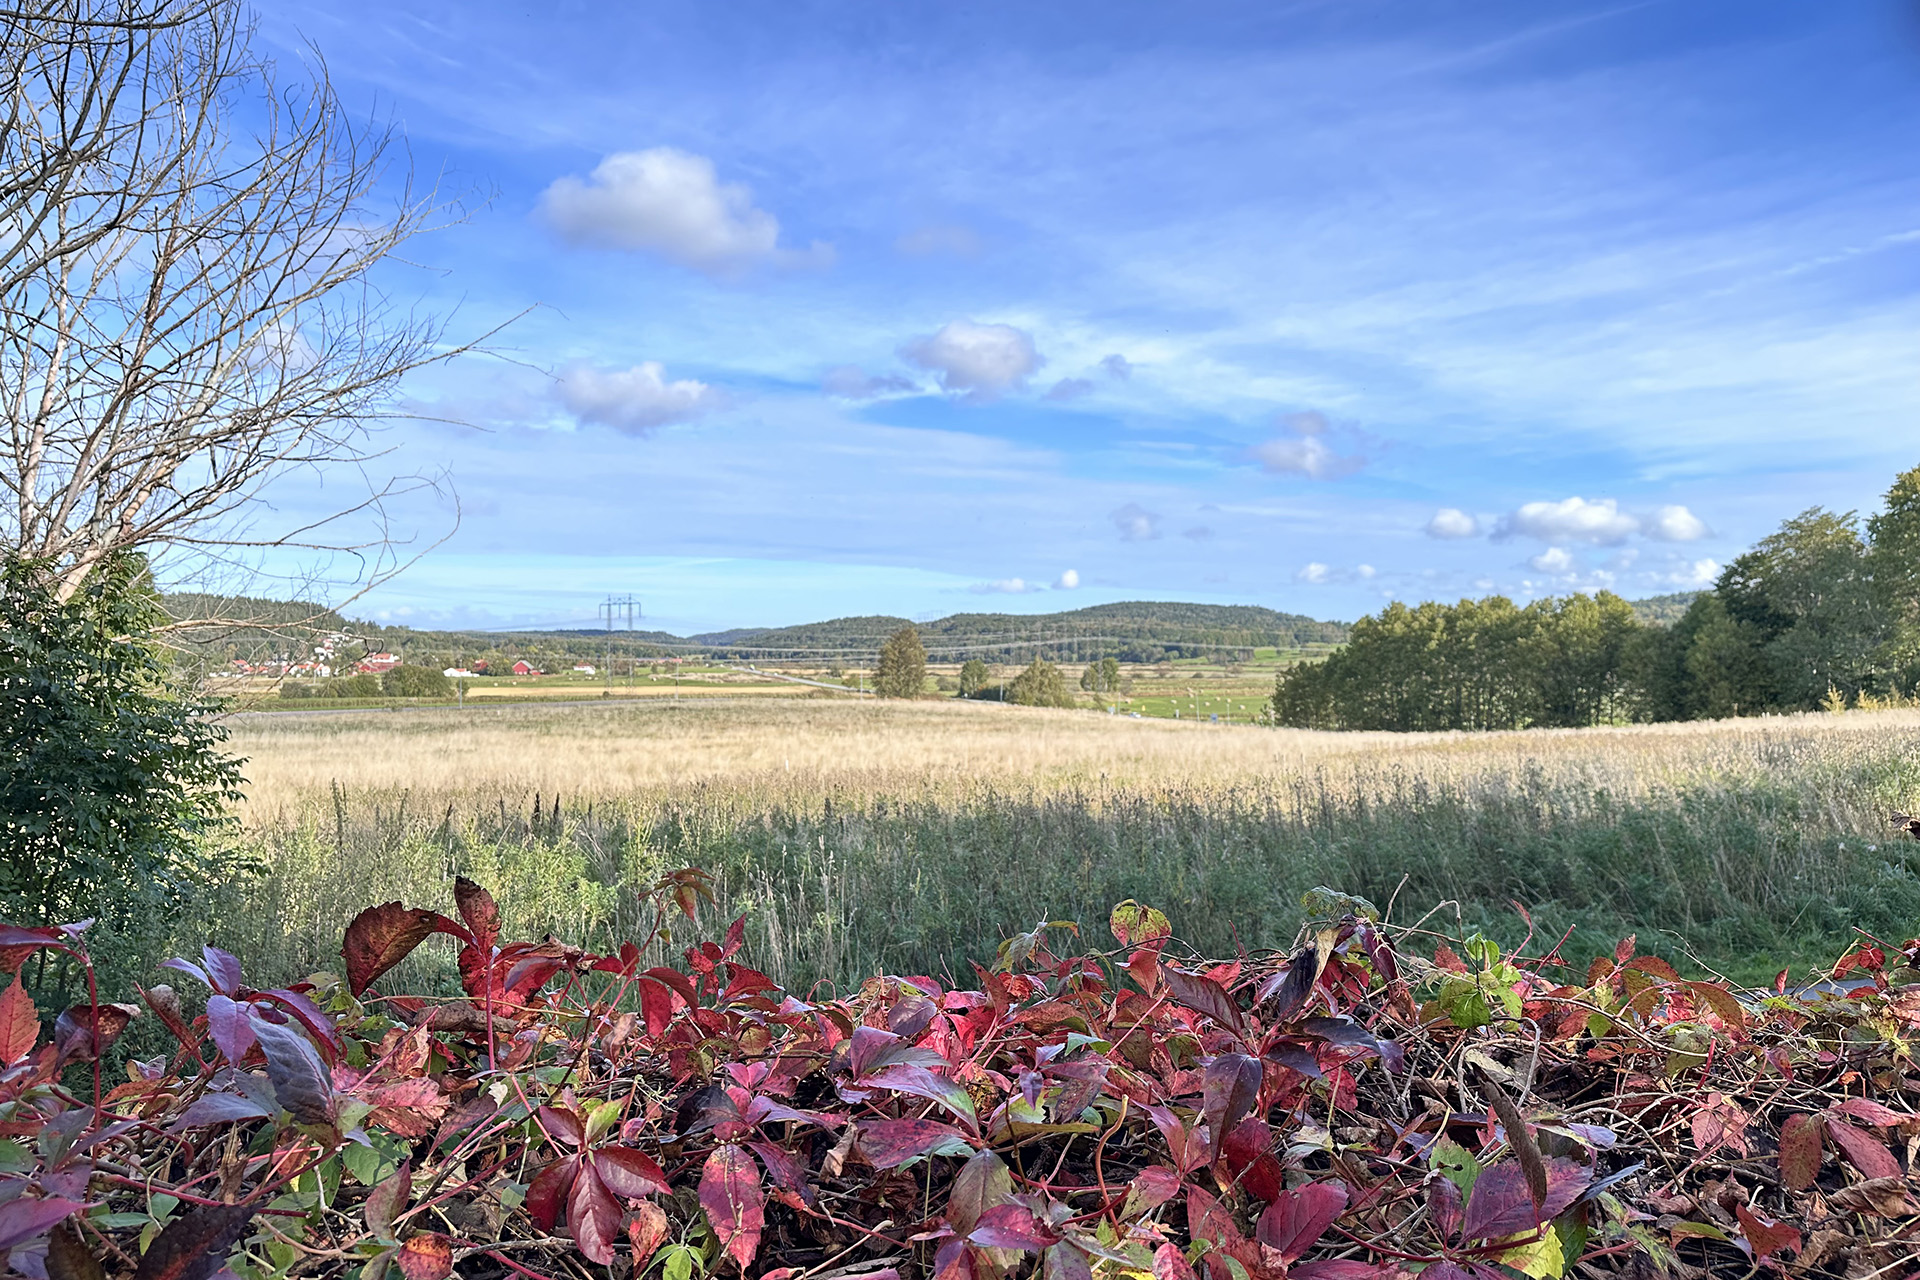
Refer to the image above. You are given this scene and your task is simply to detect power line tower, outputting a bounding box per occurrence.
[600,595,639,689]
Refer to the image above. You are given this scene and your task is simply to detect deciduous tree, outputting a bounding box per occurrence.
[874,625,926,698]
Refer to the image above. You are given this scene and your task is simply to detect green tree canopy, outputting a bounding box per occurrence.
[1,555,246,997]
[957,658,989,696]
[874,625,927,698]
[383,663,452,697]
[1007,657,1074,708]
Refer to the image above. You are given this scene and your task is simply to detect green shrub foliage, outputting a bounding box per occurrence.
[873,624,927,698]
[0,556,245,997]
[382,663,451,697]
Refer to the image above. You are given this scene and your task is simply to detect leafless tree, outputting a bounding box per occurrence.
[1,0,479,611]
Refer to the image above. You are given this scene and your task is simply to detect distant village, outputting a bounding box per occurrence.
[221,628,688,683]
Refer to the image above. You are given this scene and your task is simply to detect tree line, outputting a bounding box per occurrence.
[1272,465,1920,731]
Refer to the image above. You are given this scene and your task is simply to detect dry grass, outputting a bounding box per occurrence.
[223,695,1920,815]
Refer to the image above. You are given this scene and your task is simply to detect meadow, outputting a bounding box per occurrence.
[211,696,1920,995]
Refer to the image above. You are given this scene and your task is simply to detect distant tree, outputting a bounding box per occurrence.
[1717,509,1886,709]
[1007,657,1074,708]
[874,626,927,698]
[1080,656,1121,694]
[957,658,989,696]
[331,672,382,697]
[383,664,451,697]
[1868,466,1920,688]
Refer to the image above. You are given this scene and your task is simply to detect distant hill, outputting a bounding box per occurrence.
[699,601,1348,663]
[1628,591,1703,627]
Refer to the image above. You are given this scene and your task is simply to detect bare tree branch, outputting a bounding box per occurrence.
[0,0,487,606]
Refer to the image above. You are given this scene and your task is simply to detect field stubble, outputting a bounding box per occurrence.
[213,698,1920,994]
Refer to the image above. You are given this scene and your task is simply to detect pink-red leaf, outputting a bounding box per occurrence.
[626,1199,670,1261]
[1777,1113,1822,1190]
[204,995,253,1064]
[536,1105,586,1149]
[525,1155,579,1232]
[699,1143,766,1271]
[395,1232,453,1280]
[1823,1117,1901,1179]
[1254,1180,1348,1263]
[1122,1165,1181,1219]
[1461,1159,1590,1242]
[1733,1203,1801,1261]
[1832,1098,1906,1127]
[342,903,461,996]
[566,1165,623,1265]
[590,1147,670,1199]
[1160,965,1245,1035]
[0,1196,85,1251]
[857,1118,975,1169]
[1152,1243,1198,1280]
[969,1204,1056,1252]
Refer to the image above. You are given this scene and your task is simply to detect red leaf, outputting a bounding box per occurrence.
[525,1155,580,1231]
[395,1232,453,1280]
[1777,1113,1822,1190]
[1153,1243,1198,1280]
[1461,1159,1590,1242]
[567,1165,623,1265]
[1043,1241,1094,1280]
[699,1143,766,1271]
[0,1196,85,1251]
[165,1092,273,1132]
[1122,1165,1182,1219]
[626,1199,669,1261]
[969,1203,1056,1252]
[361,1077,448,1138]
[53,1002,139,1062]
[130,1202,255,1280]
[1686,981,1746,1031]
[1614,934,1636,964]
[1733,1203,1801,1261]
[1201,1053,1262,1160]
[946,1149,1014,1234]
[342,903,462,996]
[644,966,700,1008]
[933,1238,976,1280]
[537,1105,586,1149]
[364,1160,411,1241]
[201,945,244,997]
[1160,965,1245,1035]
[1823,1117,1902,1179]
[452,877,500,953]
[637,977,676,1038]
[1292,1264,1400,1280]
[1127,948,1161,992]
[856,1118,975,1169]
[1832,1098,1906,1127]
[590,1147,670,1199]
[1254,1180,1348,1263]
[0,974,38,1064]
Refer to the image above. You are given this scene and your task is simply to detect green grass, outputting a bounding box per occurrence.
[187,725,1920,999]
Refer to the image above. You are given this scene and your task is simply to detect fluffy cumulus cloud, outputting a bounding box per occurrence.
[1646,505,1711,542]
[539,148,825,276]
[1297,562,1331,583]
[556,362,723,434]
[1055,569,1080,589]
[1528,547,1577,574]
[1497,497,1641,545]
[900,319,1043,401]
[1111,502,1160,542]
[1668,557,1722,587]
[1252,409,1365,480]
[822,365,919,400]
[1426,508,1480,539]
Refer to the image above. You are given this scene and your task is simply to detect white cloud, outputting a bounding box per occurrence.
[895,224,981,257]
[970,577,1035,594]
[1099,354,1133,380]
[1252,410,1365,479]
[556,362,723,434]
[1110,502,1160,542]
[1498,497,1640,545]
[1646,504,1711,542]
[1668,557,1721,587]
[1528,547,1577,574]
[1055,569,1080,589]
[1357,564,1376,579]
[1426,508,1480,539]
[538,148,825,276]
[900,319,1044,401]
[1045,377,1094,401]
[1297,562,1331,583]
[822,365,919,399]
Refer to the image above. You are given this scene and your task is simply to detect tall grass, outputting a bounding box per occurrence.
[193,702,1920,994]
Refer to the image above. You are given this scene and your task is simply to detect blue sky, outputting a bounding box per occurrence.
[252,0,1920,635]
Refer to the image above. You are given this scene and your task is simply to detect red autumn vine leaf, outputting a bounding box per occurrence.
[452,877,500,954]
[342,903,462,996]
[0,974,38,1064]
[626,1199,670,1261]
[1201,1052,1261,1159]
[1159,965,1245,1035]
[1121,1165,1181,1219]
[1777,1113,1822,1190]
[1254,1180,1348,1263]
[130,1203,255,1280]
[856,1117,975,1168]
[567,1160,623,1265]
[699,1142,766,1270]
[1823,1117,1901,1180]
[1152,1243,1198,1280]
[1109,900,1171,949]
[1733,1203,1800,1261]
[395,1232,453,1280]
[525,1155,581,1231]
[1461,1160,1590,1242]
[590,1146,670,1199]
